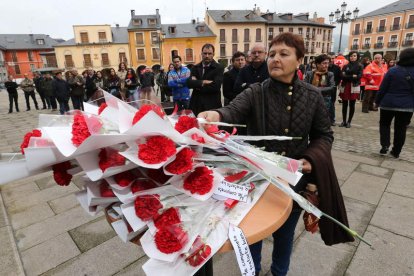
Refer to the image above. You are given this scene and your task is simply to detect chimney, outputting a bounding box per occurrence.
[156,9,159,16]
[131,10,135,17]
[29,34,34,44]
[313,12,317,19]
[192,19,196,24]
[116,24,119,28]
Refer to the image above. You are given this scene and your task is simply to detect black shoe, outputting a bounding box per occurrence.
[8,111,12,114]
[339,122,347,127]
[36,107,39,110]
[390,149,399,158]
[380,146,388,155]
[16,109,20,112]
[346,122,351,128]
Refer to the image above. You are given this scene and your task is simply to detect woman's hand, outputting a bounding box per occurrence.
[197,111,221,122]
[300,158,312,174]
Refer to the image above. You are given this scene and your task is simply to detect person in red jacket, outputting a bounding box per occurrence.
[362,54,387,113]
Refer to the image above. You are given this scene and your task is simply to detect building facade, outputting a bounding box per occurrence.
[0,47,6,82]
[206,7,334,65]
[0,34,59,79]
[161,21,216,68]
[348,0,414,59]
[54,24,130,73]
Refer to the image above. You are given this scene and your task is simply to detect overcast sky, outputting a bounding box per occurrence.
[0,0,395,40]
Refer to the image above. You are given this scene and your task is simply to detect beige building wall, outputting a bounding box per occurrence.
[348,10,414,59]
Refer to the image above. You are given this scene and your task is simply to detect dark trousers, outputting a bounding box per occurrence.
[330,86,337,122]
[37,90,47,109]
[45,96,58,109]
[71,95,84,110]
[173,99,190,111]
[250,209,302,276]
[58,99,70,115]
[24,91,39,110]
[342,100,356,123]
[379,109,413,155]
[362,90,377,112]
[8,92,19,112]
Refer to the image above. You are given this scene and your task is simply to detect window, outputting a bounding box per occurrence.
[406,33,413,40]
[135,33,144,45]
[232,44,238,54]
[28,51,34,61]
[119,52,127,63]
[392,17,400,29]
[244,29,250,42]
[306,28,310,37]
[390,35,398,42]
[378,19,386,32]
[64,55,74,68]
[289,28,293,33]
[354,23,360,34]
[268,27,273,40]
[152,48,160,60]
[220,29,226,42]
[407,15,414,28]
[220,44,226,57]
[366,22,372,33]
[232,29,238,43]
[148,18,157,26]
[11,51,18,62]
[298,28,303,35]
[83,54,92,67]
[328,30,331,40]
[98,32,107,42]
[377,36,384,42]
[255,28,262,42]
[244,43,249,54]
[151,32,159,45]
[279,27,284,33]
[36,39,44,45]
[352,39,358,45]
[101,53,110,66]
[133,19,142,26]
[14,65,21,75]
[198,26,205,33]
[364,38,370,44]
[169,26,176,34]
[80,32,89,43]
[185,48,194,62]
[137,49,145,60]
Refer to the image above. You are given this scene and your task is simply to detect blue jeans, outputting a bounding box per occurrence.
[250,209,302,276]
[323,96,334,123]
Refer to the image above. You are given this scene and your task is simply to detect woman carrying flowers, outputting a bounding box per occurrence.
[199,33,353,276]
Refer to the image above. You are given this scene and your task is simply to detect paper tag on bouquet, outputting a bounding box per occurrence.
[214,179,250,203]
[229,224,255,276]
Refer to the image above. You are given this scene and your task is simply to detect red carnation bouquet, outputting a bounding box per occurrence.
[114,170,136,187]
[20,129,42,154]
[134,194,163,221]
[138,136,176,164]
[183,166,214,195]
[100,179,116,197]
[52,161,72,186]
[98,147,126,172]
[71,113,91,147]
[98,102,108,115]
[132,104,165,125]
[131,179,158,194]
[154,207,181,230]
[165,148,195,175]
[174,116,199,134]
[154,224,188,254]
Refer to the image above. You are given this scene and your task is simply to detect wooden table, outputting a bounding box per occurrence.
[218,184,292,252]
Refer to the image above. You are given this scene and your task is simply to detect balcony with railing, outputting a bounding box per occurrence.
[377,26,386,32]
[364,28,373,34]
[362,43,371,49]
[352,30,361,35]
[387,41,398,48]
[402,40,413,47]
[351,45,359,50]
[406,22,414,29]
[374,43,384,49]
[390,24,401,31]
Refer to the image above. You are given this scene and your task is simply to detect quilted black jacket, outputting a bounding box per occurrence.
[216,77,334,160]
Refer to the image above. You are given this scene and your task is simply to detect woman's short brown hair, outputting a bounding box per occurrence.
[269,33,305,59]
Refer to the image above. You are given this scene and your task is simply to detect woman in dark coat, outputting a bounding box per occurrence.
[376,48,414,158]
[199,33,353,276]
[106,68,121,99]
[339,51,363,128]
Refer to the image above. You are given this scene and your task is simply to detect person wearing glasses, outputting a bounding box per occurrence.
[234,43,269,94]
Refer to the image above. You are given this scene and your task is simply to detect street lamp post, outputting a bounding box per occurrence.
[329,2,359,53]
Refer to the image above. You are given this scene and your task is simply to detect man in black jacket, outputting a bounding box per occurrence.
[33,72,47,109]
[328,55,342,125]
[53,72,70,115]
[233,43,269,94]
[4,75,19,113]
[223,51,246,105]
[187,43,224,116]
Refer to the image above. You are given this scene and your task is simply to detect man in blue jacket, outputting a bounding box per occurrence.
[168,56,191,111]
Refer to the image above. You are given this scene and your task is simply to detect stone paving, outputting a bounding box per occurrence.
[0,89,413,276]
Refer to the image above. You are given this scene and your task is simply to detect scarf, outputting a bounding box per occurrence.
[312,70,329,87]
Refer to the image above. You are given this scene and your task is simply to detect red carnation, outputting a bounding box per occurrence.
[174,116,199,133]
[183,167,214,195]
[165,148,195,175]
[52,161,72,186]
[20,129,42,154]
[146,168,172,184]
[100,180,115,197]
[98,103,108,115]
[98,148,126,172]
[71,114,91,146]
[154,208,181,229]
[138,136,176,164]
[132,104,165,125]
[131,179,158,194]
[114,170,135,187]
[154,225,188,254]
[134,194,163,221]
